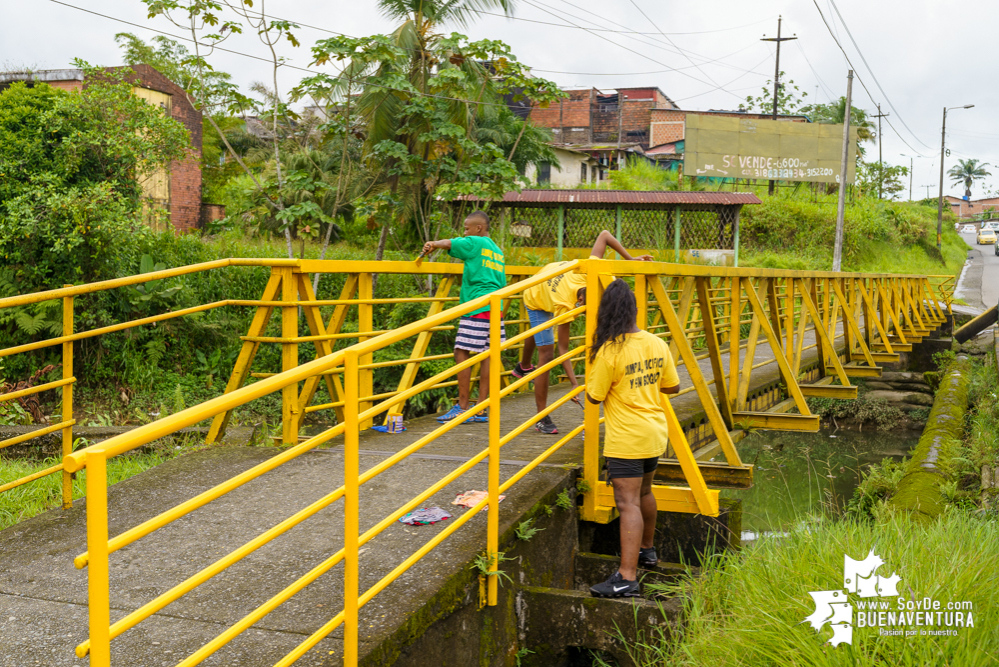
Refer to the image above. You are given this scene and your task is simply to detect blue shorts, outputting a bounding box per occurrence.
[527,309,556,347]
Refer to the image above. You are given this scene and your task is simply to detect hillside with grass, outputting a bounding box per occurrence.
[601,160,969,277]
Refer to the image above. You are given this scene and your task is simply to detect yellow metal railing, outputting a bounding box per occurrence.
[0,256,951,667]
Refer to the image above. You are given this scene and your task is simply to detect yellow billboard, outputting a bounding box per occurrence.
[683,115,859,184]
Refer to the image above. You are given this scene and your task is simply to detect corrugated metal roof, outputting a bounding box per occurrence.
[456,190,762,205]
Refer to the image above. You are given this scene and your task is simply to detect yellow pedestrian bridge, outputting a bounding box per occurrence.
[0,258,954,666]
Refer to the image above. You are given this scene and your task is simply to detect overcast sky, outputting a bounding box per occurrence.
[4,0,997,200]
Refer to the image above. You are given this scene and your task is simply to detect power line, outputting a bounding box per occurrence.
[537,0,771,79]
[809,0,932,158]
[826,0,933,151]
[628,0,724,91]
[518,0,730,93]
[794,41,835,102]
[531,44,756,77]
[45,0,524,110]
[469,9,773,36]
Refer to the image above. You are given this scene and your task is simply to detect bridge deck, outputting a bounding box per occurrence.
[0,323,841,666]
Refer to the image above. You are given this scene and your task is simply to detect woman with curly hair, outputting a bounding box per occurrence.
[585,279,680,598]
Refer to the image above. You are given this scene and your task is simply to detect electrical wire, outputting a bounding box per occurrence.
[627,0,724,92]
[809,0,932,158]
[794,41,836,103]
[469,9,773,36]
[531,44,755,76]
[537,0,772,78]
[44,0,533,110]
[826,0,933,151]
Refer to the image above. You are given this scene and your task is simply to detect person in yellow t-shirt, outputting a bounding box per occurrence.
[585,279,680,598]
[513,230,652,435]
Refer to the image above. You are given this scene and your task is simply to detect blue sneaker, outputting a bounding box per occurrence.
[436,403,467,423]
[468,409,489,423]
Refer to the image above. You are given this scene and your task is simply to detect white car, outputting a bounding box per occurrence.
[982,221,999,232]
[962,224,977,233]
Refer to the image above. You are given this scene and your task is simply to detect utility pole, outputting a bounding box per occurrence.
[761,16,797,197]
[938,104,975,249]
[908,157,913,201]
[923,184,934,199]
[833,70,853,273]
[872,104,890,199]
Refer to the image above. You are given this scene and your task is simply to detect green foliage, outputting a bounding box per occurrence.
[634,511,999,666]
[555,488,573,510]
[471,550,514,586]
[799,97,876,144]
[514,647,534,667]
[739,194,968,275]
[0,69,189,291]
[846,457,908,519]
[576,479,591,493]
[856,161,909,200]
[739,72,807,117]
[514,517,543,541]
[948,158,991,197]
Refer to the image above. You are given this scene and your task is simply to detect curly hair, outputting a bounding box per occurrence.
[590,279,637,361]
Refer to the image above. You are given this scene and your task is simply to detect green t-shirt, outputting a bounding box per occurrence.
[448,235,506,315]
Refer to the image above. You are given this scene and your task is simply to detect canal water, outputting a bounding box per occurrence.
[720,428,921,538]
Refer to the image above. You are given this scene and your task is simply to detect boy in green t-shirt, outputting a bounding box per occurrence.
[422,211,507,423]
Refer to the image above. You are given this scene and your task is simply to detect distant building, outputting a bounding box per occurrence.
[944,195,999,220]
[529,87,678,170]
[0,65,204,233]
[525,146,602,187]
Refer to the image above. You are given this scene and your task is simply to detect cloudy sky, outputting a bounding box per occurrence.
[4,0,997,199]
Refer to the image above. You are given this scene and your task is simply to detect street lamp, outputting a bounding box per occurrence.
[937,104,975,249]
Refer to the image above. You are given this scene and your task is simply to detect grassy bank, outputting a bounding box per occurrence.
[634,511,998,666]
[738,194,968,276]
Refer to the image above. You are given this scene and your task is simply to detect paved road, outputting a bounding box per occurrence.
[958,229,999,310]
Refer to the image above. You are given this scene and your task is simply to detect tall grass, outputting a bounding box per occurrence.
[630,510,999,666]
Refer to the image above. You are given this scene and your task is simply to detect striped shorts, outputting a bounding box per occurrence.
[455,315,507,353]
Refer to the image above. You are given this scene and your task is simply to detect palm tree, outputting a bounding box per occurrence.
[799,98,876,143]
[948,158,991,198]
[359,0,517,258]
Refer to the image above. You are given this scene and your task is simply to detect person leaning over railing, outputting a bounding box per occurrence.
[511,231,652,435]
[422,210,507,424]
[585,279,680,599]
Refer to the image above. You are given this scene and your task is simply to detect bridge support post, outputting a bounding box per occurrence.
[61,287,74,509]
[488,295,502,606]
[280,268,300,446]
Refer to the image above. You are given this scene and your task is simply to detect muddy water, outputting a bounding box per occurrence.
[720,428,920,537]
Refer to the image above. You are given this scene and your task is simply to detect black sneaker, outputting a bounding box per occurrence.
[511,362,535,379]
[589,571,640,598]
[535,415,558,435]
[639,547,658,569]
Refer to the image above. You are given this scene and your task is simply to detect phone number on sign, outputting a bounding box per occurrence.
[740,167,835,178]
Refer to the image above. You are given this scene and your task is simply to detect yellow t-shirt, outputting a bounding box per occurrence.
[522,256,598,318]
[586,330,680,459]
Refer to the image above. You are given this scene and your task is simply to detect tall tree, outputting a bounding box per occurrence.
[308,0,563,259]
[799,97,875,142]
[739,72,807,116]
[948,158,991,198]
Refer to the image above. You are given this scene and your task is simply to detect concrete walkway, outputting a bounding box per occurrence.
[0,319,856,666]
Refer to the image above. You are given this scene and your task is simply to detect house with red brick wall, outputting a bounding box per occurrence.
[649,108,810,149]
[530,86,677,148]
[944,195,999,220]
[0,65,203,233]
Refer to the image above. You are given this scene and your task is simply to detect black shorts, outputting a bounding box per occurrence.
[605,456,660,480]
